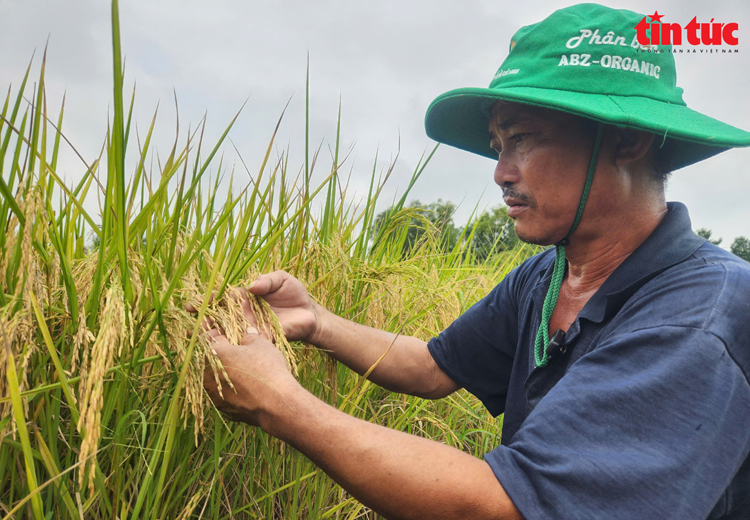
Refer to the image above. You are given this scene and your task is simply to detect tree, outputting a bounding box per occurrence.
[465,204,518,261]
[372,199,460,255]
[696,228,722,246]
[421,199,460,252]
[730,236,750,262]
[372,200,523,260]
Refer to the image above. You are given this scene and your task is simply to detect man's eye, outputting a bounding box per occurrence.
[510,133,528,144]
[491,146,501,157]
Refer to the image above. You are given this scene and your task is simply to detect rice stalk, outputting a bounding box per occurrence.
[0,2,537,515]
[77,274,127,494]
[2,305,45,520]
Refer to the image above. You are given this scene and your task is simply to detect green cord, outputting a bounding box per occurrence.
[534,123,604,368]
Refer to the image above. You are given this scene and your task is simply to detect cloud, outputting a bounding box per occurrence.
[1,0,748,242]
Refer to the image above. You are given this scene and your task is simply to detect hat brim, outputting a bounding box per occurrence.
[424,86,750,171]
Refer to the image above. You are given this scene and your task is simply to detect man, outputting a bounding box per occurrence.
[202,4,750,519]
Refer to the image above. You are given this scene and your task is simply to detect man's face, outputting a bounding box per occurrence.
[488,101,597,246]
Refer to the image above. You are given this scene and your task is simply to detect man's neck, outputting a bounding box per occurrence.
[562,203,668,298]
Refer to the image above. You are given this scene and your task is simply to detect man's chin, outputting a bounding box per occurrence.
[513,224,556,247]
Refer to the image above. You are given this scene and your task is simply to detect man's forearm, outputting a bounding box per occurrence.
[262,381,521,520]
[310,303,457,398]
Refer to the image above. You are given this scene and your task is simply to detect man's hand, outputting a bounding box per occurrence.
[194,287,517,520]
[246,271,458,399]
[247,270,320,343]
[203,325,299,427]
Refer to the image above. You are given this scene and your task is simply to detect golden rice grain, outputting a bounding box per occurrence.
[77,276,126,494]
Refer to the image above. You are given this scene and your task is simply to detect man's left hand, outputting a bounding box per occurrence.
[203,324,298,428]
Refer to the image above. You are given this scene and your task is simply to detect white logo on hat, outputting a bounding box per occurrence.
[566,29,630,49]
[492,68,520,80]
[558,53,661,79]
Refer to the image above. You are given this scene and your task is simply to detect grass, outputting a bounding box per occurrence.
[0,2,541,518]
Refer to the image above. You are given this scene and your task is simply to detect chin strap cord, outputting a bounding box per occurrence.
[533,123,604,368]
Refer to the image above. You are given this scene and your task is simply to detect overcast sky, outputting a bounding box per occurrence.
[1,0,748,245]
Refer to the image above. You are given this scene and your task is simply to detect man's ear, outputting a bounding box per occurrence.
[614,128,655,167]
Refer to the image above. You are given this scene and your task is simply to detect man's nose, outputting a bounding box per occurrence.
[493,154,520,187]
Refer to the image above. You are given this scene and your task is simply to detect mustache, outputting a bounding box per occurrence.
[502,187,534,206]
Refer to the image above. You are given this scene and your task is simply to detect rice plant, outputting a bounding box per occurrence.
[0,2,539,518]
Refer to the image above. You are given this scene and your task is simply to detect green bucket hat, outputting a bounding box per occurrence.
[424,3,750,171]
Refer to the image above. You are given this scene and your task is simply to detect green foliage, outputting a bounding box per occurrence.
[696,227,723,246]
[373,199,460,255]
[0,3,539,518]
[466,204,519,261]
[373,200,523,263]
[731,236,750,262]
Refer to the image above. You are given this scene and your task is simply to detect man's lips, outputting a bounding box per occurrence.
[504,196,525,207]
[504,197,529,217]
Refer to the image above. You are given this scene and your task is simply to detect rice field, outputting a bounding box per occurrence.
[0,2,540,518]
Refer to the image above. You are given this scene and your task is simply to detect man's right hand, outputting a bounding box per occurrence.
[247,270,321,343]
[248,270,459,400]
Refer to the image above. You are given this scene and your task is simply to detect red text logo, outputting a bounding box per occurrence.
[635,11,739,46]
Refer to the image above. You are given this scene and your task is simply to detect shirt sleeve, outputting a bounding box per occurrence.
[485,326,750,520]
[426,253,544,416]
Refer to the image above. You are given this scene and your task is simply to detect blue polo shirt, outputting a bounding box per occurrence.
[428,202,750,519]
